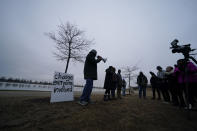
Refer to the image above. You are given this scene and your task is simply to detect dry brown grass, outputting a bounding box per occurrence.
[0,90,197,131]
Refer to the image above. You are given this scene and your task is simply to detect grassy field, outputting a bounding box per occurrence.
[0,89,197,131]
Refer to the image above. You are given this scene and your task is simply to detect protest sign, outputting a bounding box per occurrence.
[50,72,74,103]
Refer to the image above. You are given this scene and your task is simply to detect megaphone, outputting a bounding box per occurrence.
[102,58,107,63]
[97,55,107,63]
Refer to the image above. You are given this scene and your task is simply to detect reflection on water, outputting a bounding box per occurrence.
[74,87,104,92]
[0,82,104,92]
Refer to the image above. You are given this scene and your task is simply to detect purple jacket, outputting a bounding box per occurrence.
[174,67,183,83]
[174,62,197,83]
[184,62,197,83]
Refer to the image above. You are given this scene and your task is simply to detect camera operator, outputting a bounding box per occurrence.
[78,49,102,106]
[170,39,197,109]
[174,63,186,108]
[176,59,197,109]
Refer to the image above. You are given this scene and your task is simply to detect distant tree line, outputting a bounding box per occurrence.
[0,77,103,88]
[0,76,53,85]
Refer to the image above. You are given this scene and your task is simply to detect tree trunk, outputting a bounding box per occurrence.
[65,57,70,73]
[129,74,131,88]
[65,44,71,73]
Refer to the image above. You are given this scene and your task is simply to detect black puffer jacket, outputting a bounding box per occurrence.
[104,67,113,89]
[84,52,101,80]
[150,76,158,88]
[137,74,148,87]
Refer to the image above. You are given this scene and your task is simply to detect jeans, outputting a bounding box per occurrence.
[111,89,116,98]
[122,88,126,96]
[139,86,146,98]
[117,89,121,98]
[80,79,93,102]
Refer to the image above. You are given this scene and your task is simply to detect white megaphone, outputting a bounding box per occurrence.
[98,56,107,63]
[102,58,107,63]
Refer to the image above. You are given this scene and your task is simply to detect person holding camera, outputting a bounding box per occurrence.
[170,39,197,109]
[173,64,186,107]
[176,59,197,109]
[78,49,102,106]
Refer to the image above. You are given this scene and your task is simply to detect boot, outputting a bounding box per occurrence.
[111,95,116,100]
[108,95,111,100]
[103,94,108,101]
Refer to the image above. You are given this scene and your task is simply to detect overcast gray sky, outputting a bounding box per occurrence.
[0,0,197,86]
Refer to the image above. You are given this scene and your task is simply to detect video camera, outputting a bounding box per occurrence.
[170,39,196,59]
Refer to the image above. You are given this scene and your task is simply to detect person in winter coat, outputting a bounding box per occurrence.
[103,66,113,101]
[111,67,117,99]
[116,69,122,99]
[79,49,102,106]
[176,59,197,109]
[122,78,127,96]
[137,72,148,99]
[150,71,161,100]
[165,66,179,105]
[157,66,170,102]
[173,64,186,107]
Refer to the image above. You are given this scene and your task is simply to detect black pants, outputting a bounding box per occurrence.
[105,88,110,95]
[177,84,186,107]
[168,83,179,105]
[183,83,197,106]
[159,82,170,102]
[193,82,197,100]
[152,85,161,99]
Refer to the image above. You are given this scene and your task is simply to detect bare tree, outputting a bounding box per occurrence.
[46,22,93,73]
[122,65,139,88]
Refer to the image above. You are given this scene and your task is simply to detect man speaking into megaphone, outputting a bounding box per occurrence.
[78,49,106,106]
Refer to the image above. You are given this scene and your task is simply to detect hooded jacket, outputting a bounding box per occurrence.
[84,52,101,80]
[174,62,197,83]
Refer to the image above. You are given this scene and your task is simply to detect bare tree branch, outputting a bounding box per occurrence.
[122,65,139,88]
[46,22,93,73]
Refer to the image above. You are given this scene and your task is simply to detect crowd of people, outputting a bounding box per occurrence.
[103,66,127,101]
[148,59,197,109]
[78,49,127,106]
[78,49,197,109]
